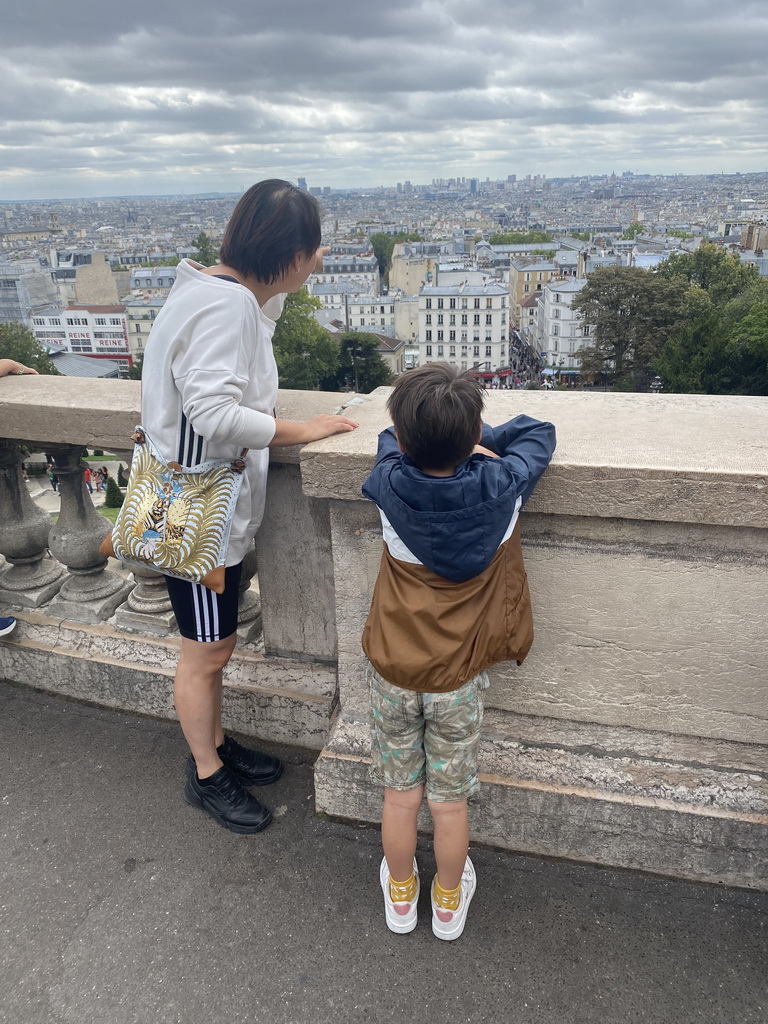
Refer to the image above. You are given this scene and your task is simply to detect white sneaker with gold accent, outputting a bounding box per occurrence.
[380,856,420,934]
[431,856,476,941]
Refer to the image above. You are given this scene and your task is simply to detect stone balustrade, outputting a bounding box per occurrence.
[1,375,767,889]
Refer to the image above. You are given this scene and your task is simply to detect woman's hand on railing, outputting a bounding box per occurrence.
[0,359,39,377]
[270,414,359,447]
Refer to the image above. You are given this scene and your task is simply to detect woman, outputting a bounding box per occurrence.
[140,179,358,834]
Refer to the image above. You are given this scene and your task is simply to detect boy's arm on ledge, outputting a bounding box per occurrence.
[482,415,557,505]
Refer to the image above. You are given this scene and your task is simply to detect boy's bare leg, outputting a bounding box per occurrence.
[382,785,424,880]
[429,797,469,890]
[174,633,237,779]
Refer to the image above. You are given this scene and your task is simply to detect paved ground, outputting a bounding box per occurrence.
[1,679,767,1024]
[24,475,110,515]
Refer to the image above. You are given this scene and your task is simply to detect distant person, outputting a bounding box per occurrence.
[361,363,555,940]
[84,467,93,493]
[46,464,59,492]
[140,178,358,834]
[0,359,38,377]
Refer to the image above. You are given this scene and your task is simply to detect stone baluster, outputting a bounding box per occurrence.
[0,441,66,607]
[114,563,177,636]
[46,444,133,623]
[237,542,262,643]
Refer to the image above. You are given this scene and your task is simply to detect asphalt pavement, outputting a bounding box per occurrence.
[1,679,767,1024]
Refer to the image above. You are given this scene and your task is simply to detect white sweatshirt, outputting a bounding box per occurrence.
[140,259,285,566]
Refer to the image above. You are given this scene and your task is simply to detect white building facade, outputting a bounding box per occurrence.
[534,279,591,376]
[124,297,166,361]
[418,282,509,380]
[31,305,131,374]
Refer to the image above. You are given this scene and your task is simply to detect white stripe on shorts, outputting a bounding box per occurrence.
[191,581,221,642]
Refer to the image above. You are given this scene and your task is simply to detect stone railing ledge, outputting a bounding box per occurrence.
[0,376,141,453]
[0,377,353,466]
[301,390,768,529]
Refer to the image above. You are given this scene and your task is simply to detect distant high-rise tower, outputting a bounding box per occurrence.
[469,178,478,195]
[298,177,308,191]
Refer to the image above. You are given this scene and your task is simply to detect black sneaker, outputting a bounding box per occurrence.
[184,764,272,834]
[184,736,283,787]
[218,735,283,786]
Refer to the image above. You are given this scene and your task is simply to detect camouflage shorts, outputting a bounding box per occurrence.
[367,664,490,802]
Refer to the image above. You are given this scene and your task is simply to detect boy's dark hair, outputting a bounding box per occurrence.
[219,179,322,284]
[387,362,485,470]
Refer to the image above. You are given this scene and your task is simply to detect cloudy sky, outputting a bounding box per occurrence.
[2,0,767,200]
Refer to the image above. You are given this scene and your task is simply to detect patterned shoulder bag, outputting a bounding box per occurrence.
[99,427,247,594]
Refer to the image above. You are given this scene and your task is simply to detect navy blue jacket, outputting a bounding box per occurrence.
[362,414,556,583]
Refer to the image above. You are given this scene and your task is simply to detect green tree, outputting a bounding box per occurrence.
[192,231,219,267]
[322,332,393,393]
[622,221,644,240]
[370,233,396,276]
[487,231,554,245]
[655,301,768,396]
[572,266,688,389]
[0,322,59,374]
[104,475,124,508]
[369,232,422,277]
[127,352,144,380]
[272,289,341,390]
[138,257,181,267]
[725,303,768,395]
[655,242,759,305]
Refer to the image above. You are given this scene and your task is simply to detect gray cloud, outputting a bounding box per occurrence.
[1,0,767,198]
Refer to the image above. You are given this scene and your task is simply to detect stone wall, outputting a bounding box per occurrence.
[1,377,766,888]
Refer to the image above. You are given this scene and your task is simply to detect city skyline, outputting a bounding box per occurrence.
[2,0,768,201]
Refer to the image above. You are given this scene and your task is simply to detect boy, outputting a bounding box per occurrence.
[362,363,556,940]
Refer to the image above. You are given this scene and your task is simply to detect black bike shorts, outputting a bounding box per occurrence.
[165,562,243,643]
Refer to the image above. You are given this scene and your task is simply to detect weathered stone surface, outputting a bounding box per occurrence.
[0,377,346,463]
[0,612,335,749]
[493,536,768,744]
[327,497,768,744]
[256,463,336,662]
[301,390,768,527]
[114,565,177,636]
[315,712,768,889]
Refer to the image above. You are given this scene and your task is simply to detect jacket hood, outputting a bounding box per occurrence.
[363,452,521,583]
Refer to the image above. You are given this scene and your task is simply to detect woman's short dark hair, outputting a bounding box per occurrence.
[219,179,322,284]
[387,363,485,470]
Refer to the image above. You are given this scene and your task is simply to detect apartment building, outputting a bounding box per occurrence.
[314,253,378,282]
[534,279,590,377]
[389,253,437,295]
[129,266,178,293]
[51,251,119,307]
[123,296,166,361]
[30,304,131,374]
[307,276,380,319]
[508,260,560,328]
[345,295,397,331]
[418,282,509,379]
[0,261,61,325]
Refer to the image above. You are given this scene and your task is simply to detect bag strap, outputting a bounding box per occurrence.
[131,426,248,474]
